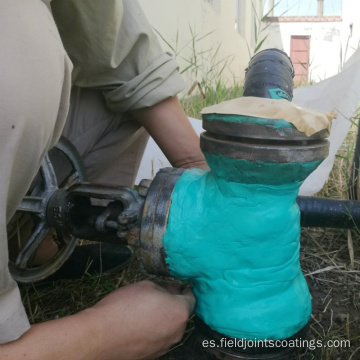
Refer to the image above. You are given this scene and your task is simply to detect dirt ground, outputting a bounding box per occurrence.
[21,226,359,360]
[155,227,360,360]
[297,227,360,360]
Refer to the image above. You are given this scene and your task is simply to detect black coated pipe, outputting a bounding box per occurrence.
[242,49,360,230]
[298,196,360,229]
[243,48,294,100]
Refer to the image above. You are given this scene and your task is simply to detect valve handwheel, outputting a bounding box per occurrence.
[7,137,86,283]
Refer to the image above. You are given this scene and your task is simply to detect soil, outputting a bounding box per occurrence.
[20,227,359,360]
[158,227,360,360]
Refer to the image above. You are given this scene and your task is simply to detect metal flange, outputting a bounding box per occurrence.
[139,167,185,276]
[202,114,329,142]
[200,132,329,164]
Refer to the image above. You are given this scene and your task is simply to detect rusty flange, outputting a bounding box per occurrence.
[200,132,329,163]
[202,114,329,142]
[201,111,329,164]
[139,167,185,276]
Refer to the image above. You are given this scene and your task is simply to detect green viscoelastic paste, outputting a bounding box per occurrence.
[202,113,293,130]
[268,88,292,101]
[204,153,323,185]
[163,166,313,340]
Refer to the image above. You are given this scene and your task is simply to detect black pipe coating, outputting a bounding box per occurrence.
[242,49,360,230]
[243,48,295,100]
[298,196,360,229]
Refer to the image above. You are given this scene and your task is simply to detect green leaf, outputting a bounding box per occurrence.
[153,27,176,53]
[254,35,268,54]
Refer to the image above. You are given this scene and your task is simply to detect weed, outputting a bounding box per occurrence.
[20,9,360,360]
[155,24,245,115]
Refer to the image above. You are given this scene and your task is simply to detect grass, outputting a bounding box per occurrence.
[8,0,359,355]
[298,119,360,360]
[156,24,246,115]
[19,106,360,360]
[320,122,360,200]
[299,227,360,360]
[18,25,360,358]
[181,82,243,119]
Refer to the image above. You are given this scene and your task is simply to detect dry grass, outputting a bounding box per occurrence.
[299,226,360,360]
[297,121,360,360]
[19,110,360,360]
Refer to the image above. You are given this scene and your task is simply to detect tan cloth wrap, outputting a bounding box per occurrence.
[0,0,72,343]
[201,97,336,137]
[51,0,186,113]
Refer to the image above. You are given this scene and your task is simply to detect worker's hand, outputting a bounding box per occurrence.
[0,281,194,360]
[89,280,195,360]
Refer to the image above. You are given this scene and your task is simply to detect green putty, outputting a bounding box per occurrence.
[162,158,314,340]
[203,113,293,130]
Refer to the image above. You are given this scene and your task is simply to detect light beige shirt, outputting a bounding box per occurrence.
[1,0,73,343]
[0,0,184,344]
[50,0,185,112]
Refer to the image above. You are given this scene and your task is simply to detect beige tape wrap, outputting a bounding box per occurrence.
[201,97,336,137]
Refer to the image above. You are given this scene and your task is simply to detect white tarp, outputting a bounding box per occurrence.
[295,48,360,195]
[135,117,203,183]
[136,48,360,195]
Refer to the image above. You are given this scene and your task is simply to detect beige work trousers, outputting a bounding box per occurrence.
[0,0,72,343]
[62,86,149,187]
[0,0,149,344]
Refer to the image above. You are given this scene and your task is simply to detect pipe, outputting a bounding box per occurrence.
[160,49,323,356]
[138,49,329,359]
[298,196,360,229]
[243,48,294,100]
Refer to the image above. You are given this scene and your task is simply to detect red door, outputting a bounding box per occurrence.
[290,36,310,85]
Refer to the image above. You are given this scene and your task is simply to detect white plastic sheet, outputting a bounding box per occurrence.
[135,117,204,183]
[136,48,360,195]
[295,48,360,195]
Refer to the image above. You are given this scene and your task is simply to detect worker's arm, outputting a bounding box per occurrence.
[0,281,195,360]
[130,96,209,170]
[51,1,208,170]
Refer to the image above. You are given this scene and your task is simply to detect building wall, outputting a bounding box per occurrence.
[261,0,360,83]
[138,0,263,94]
[341,0,360,64]
[263,20,343,82]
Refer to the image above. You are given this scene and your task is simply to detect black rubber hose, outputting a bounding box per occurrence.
[243,48,295,100]
[298,196,360,229]
[243,49,360,230]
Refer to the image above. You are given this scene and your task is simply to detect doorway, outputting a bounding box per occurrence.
[290,35,310,85]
